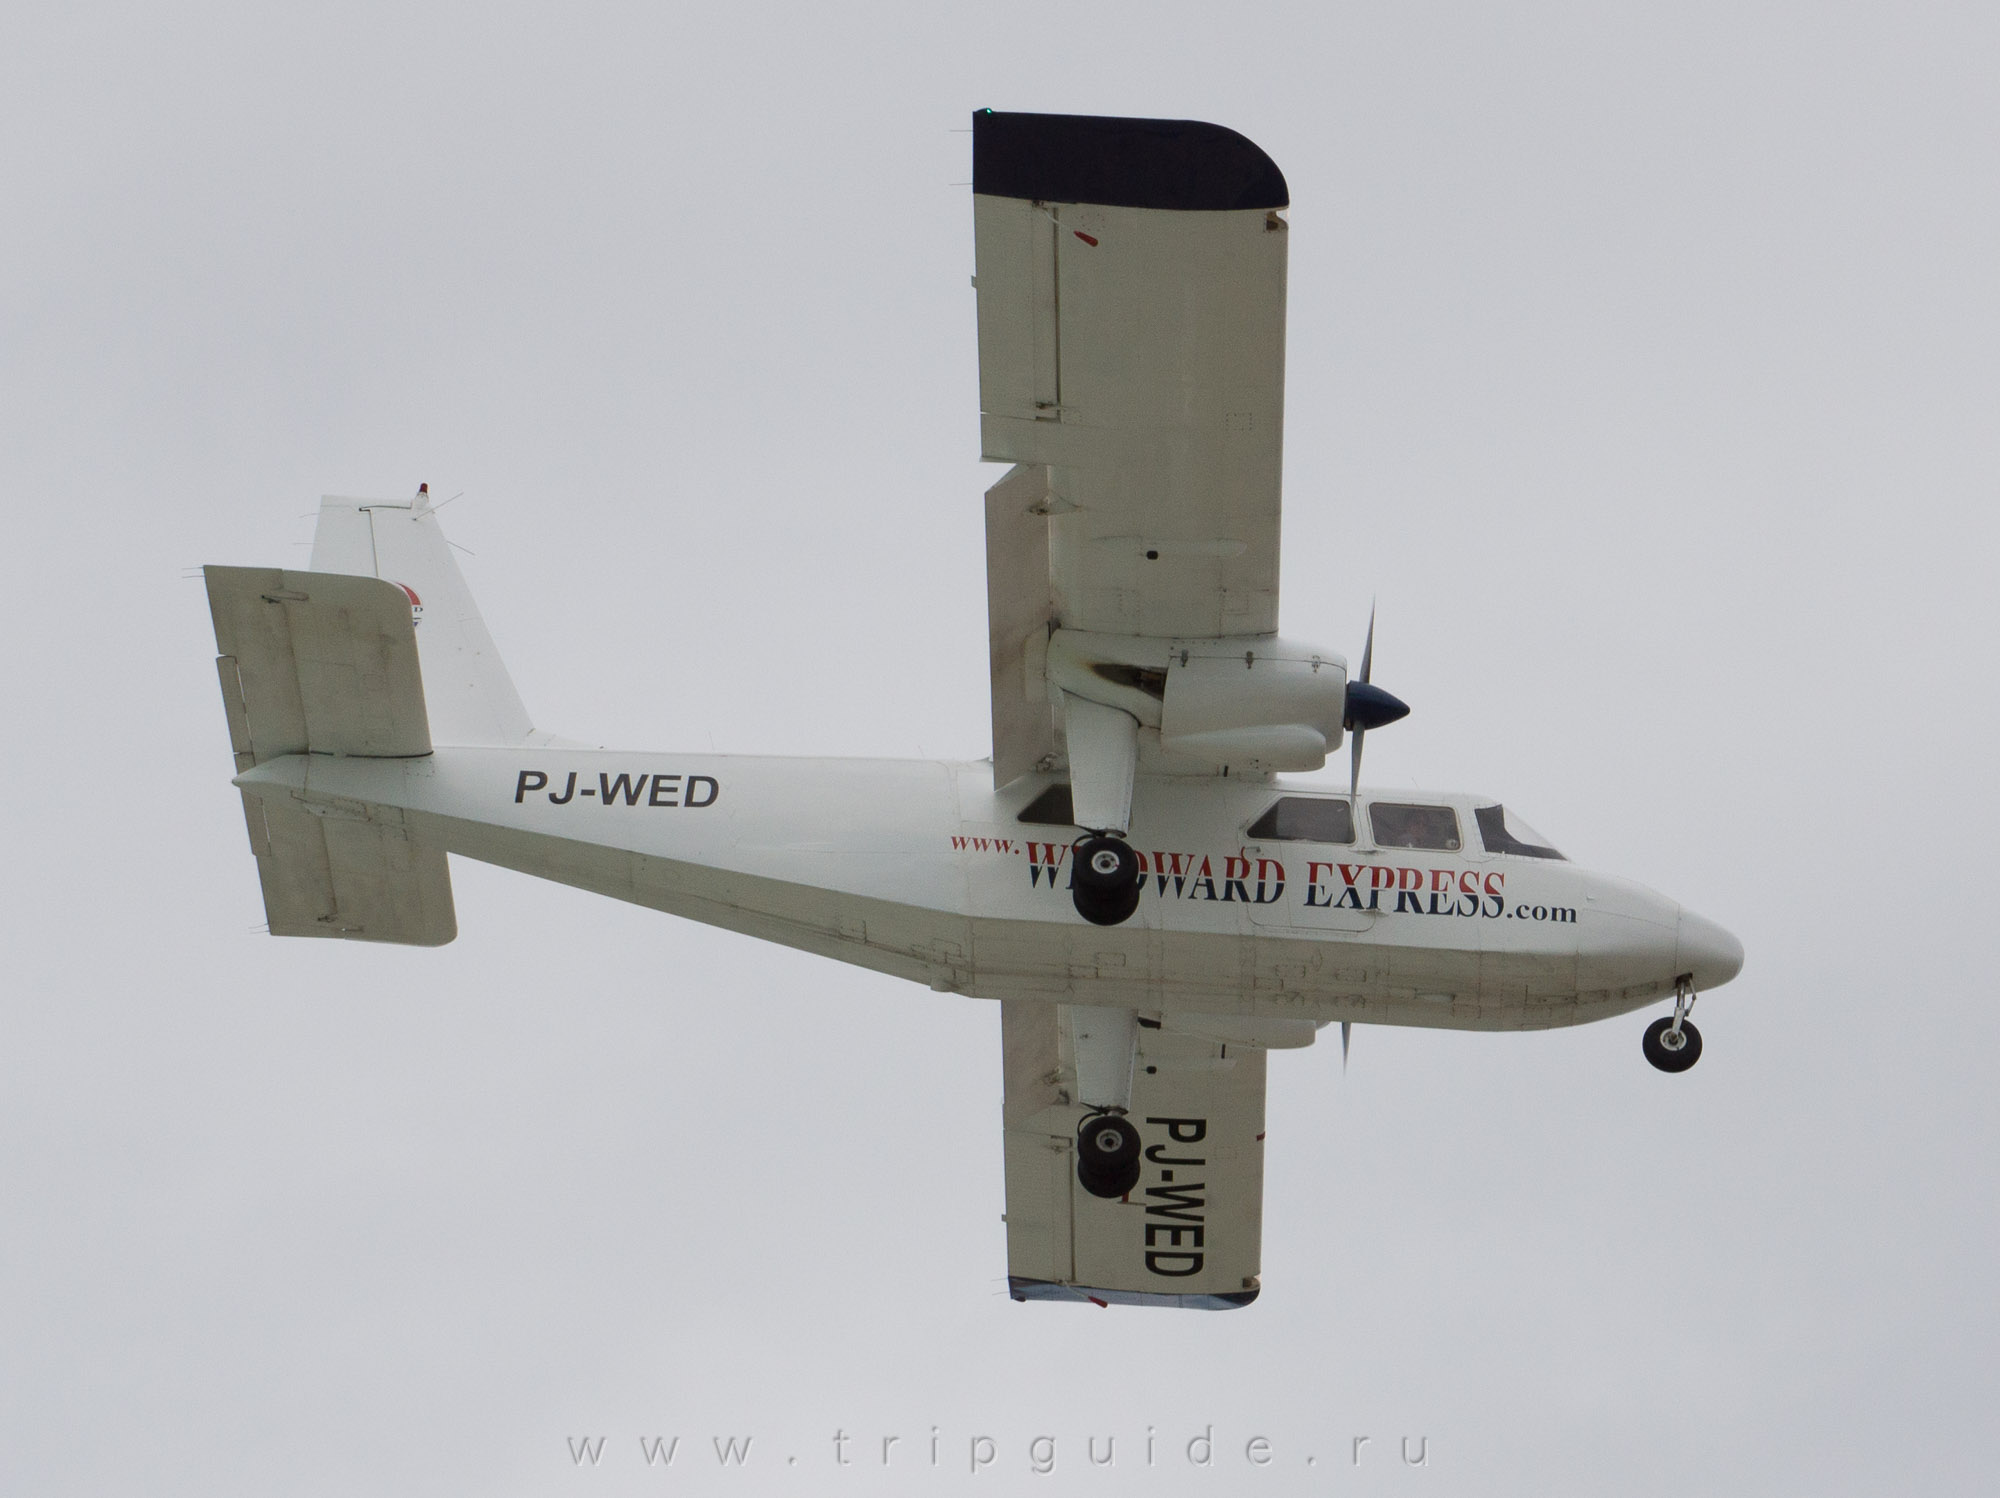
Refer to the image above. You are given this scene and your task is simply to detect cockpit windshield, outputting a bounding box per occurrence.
[1474,805,1565,860]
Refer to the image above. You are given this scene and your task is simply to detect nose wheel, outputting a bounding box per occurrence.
[1643,978,1703,1073]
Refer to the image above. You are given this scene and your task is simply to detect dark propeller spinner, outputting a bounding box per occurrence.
[1344,604,1410,796]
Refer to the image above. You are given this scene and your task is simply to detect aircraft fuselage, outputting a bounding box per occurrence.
[236,748,1740,1035]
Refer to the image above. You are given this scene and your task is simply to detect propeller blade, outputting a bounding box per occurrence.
[1344,600,1406,793]
[1341,1020,1352,1072]
[1353,604,1376,795]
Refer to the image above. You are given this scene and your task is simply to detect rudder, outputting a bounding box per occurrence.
[310,488,536,747]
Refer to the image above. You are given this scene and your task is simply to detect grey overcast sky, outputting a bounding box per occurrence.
[4,3,1996,1494]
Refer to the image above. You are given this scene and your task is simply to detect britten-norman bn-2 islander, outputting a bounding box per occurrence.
[202,111,1743,1310]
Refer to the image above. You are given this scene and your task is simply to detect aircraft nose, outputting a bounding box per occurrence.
[1676,908,1744,990]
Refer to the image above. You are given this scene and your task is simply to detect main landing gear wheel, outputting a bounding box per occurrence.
[1072,835,1142,927]
[1643,977,1704,1073]
[1075,1113,1142,1199]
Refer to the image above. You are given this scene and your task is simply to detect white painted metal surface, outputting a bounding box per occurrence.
[983,463,1058,786]
[1067,1005,1140,1110]
[1003,999,1264,1307]
[310,491,538,747]
[222,744,1729,1021]
[1157,637,1348,772]
[199,111,1745,1312]
[974,196,1287,638]
[1060,693,1138,833]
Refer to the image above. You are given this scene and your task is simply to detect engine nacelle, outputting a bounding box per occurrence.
[1158,638,1347,771]
[1044,630,1348,773]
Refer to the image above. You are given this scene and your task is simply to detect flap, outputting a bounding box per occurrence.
[984,463,1058,787]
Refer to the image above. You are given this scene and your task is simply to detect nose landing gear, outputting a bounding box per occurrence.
[1643,977,1703,1073]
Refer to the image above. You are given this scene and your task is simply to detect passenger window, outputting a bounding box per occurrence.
[1475,805,1566,860]
[1369,803,1460,850]
[1016,784,1076,825]
[1246,797,1355,844]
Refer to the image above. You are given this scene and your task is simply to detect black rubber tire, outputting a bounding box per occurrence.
[1074,878,1142,927]
[1072,836,1142,926]
[1077,1155,1142,1200]
[1642,1016,1703,1073]
[1077,1113,1141,1172]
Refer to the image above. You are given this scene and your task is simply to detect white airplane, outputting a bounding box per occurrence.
[202,110,1742,1311]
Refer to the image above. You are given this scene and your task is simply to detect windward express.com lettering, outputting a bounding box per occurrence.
[947,837,1576,923]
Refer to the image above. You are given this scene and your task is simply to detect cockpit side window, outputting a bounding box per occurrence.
[1474,805,1566,860]
[1369,802,1461,851]
[1246,796,1356,844]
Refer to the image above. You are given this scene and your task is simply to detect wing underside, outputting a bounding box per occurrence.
[973,110,1292,784]
[1001,1000,1266,1309]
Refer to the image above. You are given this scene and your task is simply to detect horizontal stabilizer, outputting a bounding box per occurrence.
[206,564,454,945]
[238,789,456,946]
[206,566,432,764]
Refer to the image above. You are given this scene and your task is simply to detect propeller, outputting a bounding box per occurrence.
[1341,1020,1351,1072]
[1343,603,1411,795]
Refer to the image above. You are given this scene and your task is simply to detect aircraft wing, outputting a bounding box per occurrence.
[975,111,1290,783]
[1000,1001,1265,1309]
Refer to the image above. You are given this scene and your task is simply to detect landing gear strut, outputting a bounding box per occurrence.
[1072,834,1142,927]
[1642,977,1703,1073]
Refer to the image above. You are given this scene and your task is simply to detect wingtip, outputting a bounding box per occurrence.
[971,110,1288,211]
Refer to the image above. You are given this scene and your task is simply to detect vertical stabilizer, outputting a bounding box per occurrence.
[310,489,536,746]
